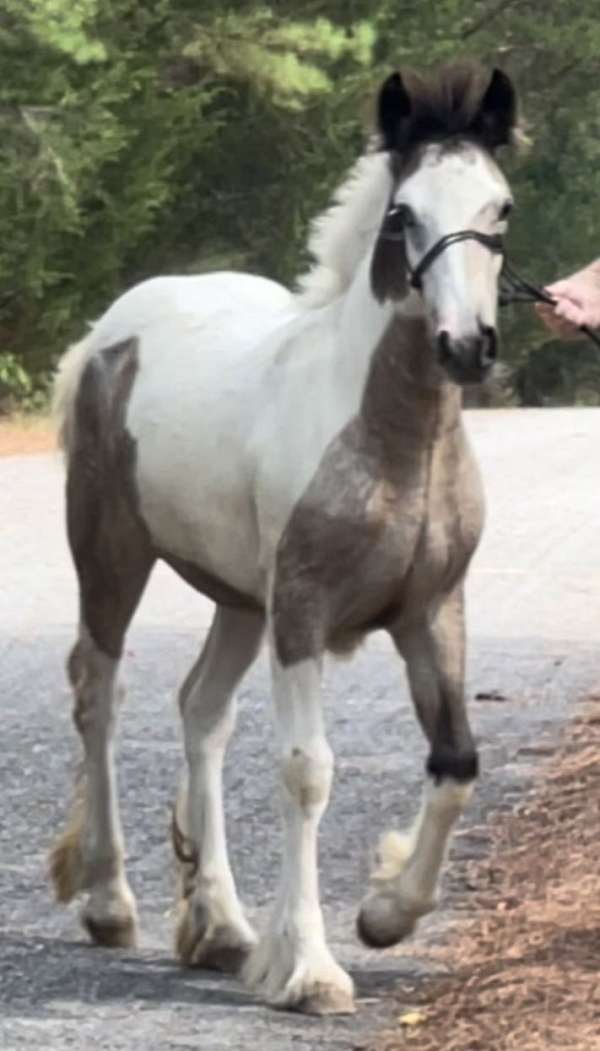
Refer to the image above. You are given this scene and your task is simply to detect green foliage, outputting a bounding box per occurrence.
[183,11,375,107]
[1,0,599,405]
[23,0,108,64]
[0,352,32,412]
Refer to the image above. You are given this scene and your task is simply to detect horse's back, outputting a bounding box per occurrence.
[91,272,293,349]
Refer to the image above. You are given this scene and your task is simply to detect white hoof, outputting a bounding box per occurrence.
[243,930,355,1015]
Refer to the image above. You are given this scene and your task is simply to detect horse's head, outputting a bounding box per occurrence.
[372,65,518,385]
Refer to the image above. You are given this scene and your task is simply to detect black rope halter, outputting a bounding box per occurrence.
[381,211,600,349]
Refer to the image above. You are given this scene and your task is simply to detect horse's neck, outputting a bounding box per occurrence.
[363,317,463,445]
[334,259,462,449]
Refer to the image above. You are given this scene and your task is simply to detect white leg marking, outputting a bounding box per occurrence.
[50,627,137,946]
[243,652,355,1014]
[359,778,474,947]
[176,608,263,971]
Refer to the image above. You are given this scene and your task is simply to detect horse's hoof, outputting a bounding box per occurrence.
[176,899,256,974]
[293,983,356,1016]
[83,912,138,949]
[244,933,355,1014]
[82,885,139,949]
[179,933,254,974]
[357,891,431,949]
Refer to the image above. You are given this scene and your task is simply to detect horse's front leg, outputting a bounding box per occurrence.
[244,636,355,1015]
[358,586,478,948]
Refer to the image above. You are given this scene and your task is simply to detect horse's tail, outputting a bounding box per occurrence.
[52,331,95,453]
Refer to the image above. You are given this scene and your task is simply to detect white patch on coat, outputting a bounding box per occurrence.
[296,150,392,308]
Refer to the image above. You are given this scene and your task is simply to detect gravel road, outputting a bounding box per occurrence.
[1,408,599,1050]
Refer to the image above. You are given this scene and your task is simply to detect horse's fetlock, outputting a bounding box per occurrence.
[426,774,475,817]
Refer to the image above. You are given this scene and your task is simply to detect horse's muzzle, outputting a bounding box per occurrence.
[436,324,497,384]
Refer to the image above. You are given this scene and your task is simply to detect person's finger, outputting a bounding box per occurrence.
[544,278,578,297]
[544,279,566,295]
[535,301,582,339]
[554,299,586,326]
[535,302,555,323]
[544,284,584,308]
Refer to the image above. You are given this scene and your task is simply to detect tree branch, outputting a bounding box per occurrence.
[462,0,523,40]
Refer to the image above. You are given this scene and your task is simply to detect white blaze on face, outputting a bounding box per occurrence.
[394,143,512,342]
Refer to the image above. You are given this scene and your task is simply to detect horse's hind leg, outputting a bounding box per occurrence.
[50,556,152,946]
[49,338,154,946]
[174,606,264,973]
[358,586,478,948]
[50,607,149,947]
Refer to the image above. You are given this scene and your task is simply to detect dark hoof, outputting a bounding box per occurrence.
[84,913,137,949]
[184,941,253,975]
[356,903,417,949]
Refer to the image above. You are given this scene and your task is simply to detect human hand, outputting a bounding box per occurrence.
[535,259,600,340]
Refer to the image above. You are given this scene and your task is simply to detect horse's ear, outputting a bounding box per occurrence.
[377,72,412,151]
[471,68,517,149]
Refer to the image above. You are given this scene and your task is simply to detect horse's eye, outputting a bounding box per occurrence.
[387,203,416,232]
[499,200,513,221]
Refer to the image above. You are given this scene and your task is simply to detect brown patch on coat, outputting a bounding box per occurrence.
[272,319,483,667]
[66,337,154,659]
[370,149,425,304]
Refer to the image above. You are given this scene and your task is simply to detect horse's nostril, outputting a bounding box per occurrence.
[479,325,497,367]
[437,330,453,362]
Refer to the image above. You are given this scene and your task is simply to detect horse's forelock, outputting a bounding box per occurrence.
[381,64,519,156]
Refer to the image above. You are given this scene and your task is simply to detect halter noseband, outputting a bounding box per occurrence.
[381,207,600,349]
[410,230,504,292]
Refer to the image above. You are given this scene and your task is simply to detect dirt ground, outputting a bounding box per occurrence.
[0,415,55,457]
[366,698,600,1051]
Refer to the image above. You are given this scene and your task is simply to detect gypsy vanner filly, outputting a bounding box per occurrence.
[50,64,519,1015]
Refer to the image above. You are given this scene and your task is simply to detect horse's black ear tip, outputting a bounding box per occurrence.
[378,70,412,129]
[380,70,405,97]
[489,67,517,106]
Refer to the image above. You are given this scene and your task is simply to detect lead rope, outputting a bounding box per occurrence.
[499,259,600,349]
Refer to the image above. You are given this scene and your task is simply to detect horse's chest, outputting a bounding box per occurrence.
[272,422,484,665]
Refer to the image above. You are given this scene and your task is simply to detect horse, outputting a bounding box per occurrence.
[49,62,519,1016]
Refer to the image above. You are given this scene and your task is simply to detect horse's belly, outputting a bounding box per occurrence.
[133,437,263,602]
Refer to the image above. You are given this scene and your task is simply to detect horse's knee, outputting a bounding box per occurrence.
[281,742,333,814]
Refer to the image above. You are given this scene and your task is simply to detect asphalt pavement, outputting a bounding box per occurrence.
[1,408,599,1050]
